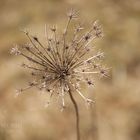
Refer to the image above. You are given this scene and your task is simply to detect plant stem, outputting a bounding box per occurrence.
[68,88,80,140]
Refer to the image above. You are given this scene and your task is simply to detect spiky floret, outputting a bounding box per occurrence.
[11,9,108,110]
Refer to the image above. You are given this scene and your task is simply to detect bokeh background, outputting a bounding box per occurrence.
[0,0,140,140]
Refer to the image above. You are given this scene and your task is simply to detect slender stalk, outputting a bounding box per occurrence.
[68,87,80,140]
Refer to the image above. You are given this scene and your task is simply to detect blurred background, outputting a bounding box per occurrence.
[0,0,140,140]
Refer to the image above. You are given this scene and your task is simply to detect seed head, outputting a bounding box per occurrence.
[11,10,107,109]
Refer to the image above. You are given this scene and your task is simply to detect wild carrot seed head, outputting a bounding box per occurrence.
[11,9,108,109]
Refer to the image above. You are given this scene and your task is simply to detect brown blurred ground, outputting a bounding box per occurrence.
[0,0,140,140]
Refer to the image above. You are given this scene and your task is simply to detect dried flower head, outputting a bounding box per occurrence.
[11,10,107,109]
[11,9,108,140]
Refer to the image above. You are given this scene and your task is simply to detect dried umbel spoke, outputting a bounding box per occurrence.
[11,10,107,140]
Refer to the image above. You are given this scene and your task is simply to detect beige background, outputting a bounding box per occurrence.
[0,0,140,140]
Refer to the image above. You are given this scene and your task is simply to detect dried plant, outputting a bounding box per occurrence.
[11,9,108,140]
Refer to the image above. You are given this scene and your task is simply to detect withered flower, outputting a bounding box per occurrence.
[11,9,108,140]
